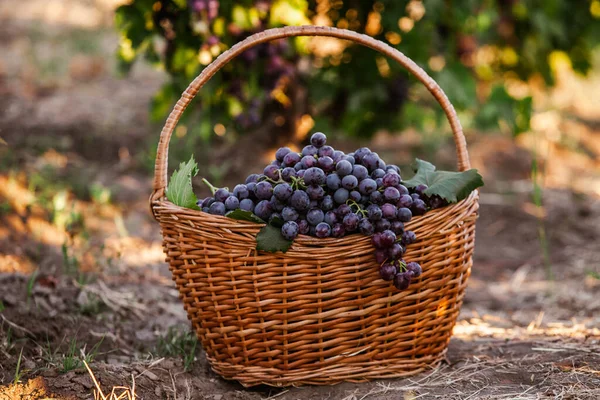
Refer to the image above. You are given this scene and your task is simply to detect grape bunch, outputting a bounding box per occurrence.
[198,132,446,290]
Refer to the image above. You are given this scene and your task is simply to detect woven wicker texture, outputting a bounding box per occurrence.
[150,26,479,387]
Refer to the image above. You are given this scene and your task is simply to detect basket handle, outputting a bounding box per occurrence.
[150,25,471,204]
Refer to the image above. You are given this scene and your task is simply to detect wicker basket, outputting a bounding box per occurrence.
[150,26,479,387]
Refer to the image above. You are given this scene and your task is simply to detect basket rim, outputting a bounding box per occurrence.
[151,190,479,246]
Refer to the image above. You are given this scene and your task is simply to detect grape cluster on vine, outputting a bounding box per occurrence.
[198,132,448,290]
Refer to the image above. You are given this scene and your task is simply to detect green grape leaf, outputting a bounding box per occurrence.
[268,214,284,228]
[226,209,265,224]
[166,156,200,210]
[256,225,292,253]
[403,159,484,203]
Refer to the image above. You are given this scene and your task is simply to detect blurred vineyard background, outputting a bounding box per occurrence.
[1,0,600,399]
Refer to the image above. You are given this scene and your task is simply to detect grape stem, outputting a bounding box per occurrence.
[346,200,367,216]
[202,178,219,195]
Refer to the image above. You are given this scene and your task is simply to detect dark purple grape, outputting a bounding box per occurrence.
[370,191,383,204]
[239,198,254,212]
[393,271,411,290]
[375,249,387,264]
[270,196,286,212]
[402,230,417,245]
[380,230,396,247]
[341,175,358,190]
[245,174,260,184]
[282,206,299,221]
[333,188,349,204]
[306,185,325,200]
[326,173,342,190]
[290,190,310,211]
[352,165,369,181]
[429,195,448,209]
[320,195,334,211]
[233,184,249,200]
[388,243,404,259]
[354,147,371,163]
[294,163,303,171]
[208,201,226,215]
[331,223,345,238]
[275,147,291,162]
[358,178,377,195]
[361,194,370,204]
[224,196,239,210]
[342,155,355,165]
[336,204,352,217]
[343,213,359,231]
[317,156,334,172]
[303,167,326,186]
[358,218,374,235]
[411,193,420,201]
[246,182,257,197]
[301,155,317,169]
[296,169,305,178]
[406,262,422,278]
[362,153,380,172]
[214,188,230,203]
[379,263,397,281]
[302,145,319,157]
[315,222,332,238]
[398,194,413,208]
[390,221,405,235]
[381,203,397,220]
[281,167,296,181]
[411,199,427,215]
[310,132,327,148]
[384,187,400,202]
[414,184,428,195]
[375,219,391,232]
[281,221,299,240]
[397,207,412,222]
[386,165,401,175]
[349,190,361,202]
[371,232,383,248]
[367,204,382,221]
[202,207,209,213]
[324,211,338,226]
[317,145,334,158]
[199,197,214,208]
[371,168,385,179]
[332,150,344,162]
[273,183,293,201]
[254,181,273,200]
[298,219,309,235]
[283,152,301,167]
[271,160,282,167]
[382,173,400,188]
[254,200,273,220]
[375,178,384,187]
[336,160,353,176]
[307,208,325,226]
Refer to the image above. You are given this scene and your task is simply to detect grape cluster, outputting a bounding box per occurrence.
[198,132,446,290]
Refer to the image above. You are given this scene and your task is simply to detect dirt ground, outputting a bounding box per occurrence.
[1,2,600,399]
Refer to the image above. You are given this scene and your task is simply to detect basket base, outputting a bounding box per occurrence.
[208,350,447,387]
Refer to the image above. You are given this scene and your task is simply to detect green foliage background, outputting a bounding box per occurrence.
[116,0,599,145]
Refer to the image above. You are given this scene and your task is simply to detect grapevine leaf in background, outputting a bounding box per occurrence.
[166,156,201,210]
[226,209,265,224]
[404,159,484,203]
[256,225,293,253]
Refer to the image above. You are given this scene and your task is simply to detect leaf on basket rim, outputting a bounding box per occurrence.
[256,225,292,253]
[226,209,265,224]
[403,158,484,203]
[166,156,200,210]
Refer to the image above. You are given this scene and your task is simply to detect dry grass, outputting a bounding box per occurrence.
[83,360,137,400]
